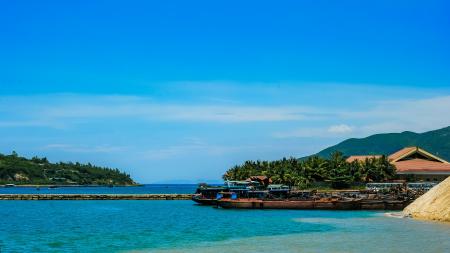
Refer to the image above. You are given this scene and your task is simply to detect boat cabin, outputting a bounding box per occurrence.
[267,184,290,198]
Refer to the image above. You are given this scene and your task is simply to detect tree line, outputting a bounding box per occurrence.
[0,151,136,185]
[223,152,396,189]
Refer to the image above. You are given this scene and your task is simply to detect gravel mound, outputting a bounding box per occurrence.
[403,176,450,222]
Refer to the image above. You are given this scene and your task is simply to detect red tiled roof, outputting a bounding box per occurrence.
[388,147,417,161]
[247,176,273,184]
[394,159,450,173]
[346,146,450,174]
[346,155,382,163]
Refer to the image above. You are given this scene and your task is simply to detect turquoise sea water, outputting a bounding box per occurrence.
[0,201,449,253]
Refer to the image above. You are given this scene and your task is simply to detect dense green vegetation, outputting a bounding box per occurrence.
[224,126,450,189]
[223,152,396,189]
[316,126,450,161]
[0,151,136,185]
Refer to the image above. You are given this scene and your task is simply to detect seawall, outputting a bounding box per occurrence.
[0,194,194,200]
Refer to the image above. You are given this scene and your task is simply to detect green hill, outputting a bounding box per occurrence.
[0,152,136,185]
[316,126,450,161]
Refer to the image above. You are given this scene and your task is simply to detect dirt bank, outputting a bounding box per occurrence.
[403,176,450,222]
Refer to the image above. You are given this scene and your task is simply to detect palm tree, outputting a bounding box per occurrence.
[304,156,328,181]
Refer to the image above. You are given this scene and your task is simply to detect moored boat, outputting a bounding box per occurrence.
[217,197,405,210]
[360,199,385,210]
[191,185,224,205]
[192,180,269,205]
[194,177,413,210]
[333,198,361,210]
[191,195,217,205]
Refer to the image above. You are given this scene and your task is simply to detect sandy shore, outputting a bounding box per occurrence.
[403,176,450,222]
[384,212,409,219]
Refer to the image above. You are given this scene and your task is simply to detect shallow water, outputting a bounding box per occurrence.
[0,201,449,253]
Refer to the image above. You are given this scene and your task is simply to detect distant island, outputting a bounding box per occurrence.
[0,151,136,186]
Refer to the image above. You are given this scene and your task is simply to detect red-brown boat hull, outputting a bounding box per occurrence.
[191,195,217,205]
[217,199,407,210]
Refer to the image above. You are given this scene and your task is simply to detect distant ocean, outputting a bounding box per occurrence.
[0,184,198,195]
[0,185,449,252]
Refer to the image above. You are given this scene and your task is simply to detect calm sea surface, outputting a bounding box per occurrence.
[0,200,449,253]
[0,184,198,194]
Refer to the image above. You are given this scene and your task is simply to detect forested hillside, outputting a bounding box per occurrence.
[316,126,450,160]
[0,152,136,185]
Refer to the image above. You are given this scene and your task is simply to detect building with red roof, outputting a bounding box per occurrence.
[346,147,450,182]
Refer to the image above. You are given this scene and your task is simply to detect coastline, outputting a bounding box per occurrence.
[384,212,409,219]
[0,184,143,187]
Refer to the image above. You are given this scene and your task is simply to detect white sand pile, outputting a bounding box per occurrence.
[403,176,450,222]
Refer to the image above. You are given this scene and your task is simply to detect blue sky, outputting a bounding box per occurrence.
[1,1,450,183]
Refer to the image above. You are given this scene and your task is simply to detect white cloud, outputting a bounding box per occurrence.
[327,124,353,134]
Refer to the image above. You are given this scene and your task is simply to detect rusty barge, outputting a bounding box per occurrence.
[216,198,408,210]
[192,179,425,210]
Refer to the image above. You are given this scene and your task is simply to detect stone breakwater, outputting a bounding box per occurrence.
[0,194,194,200]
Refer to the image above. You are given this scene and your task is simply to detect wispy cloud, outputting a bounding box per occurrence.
[273,124,355,138]
[327,124,353,134]
[0,120,62,128]
[1,85,449,182]
[42,144,127,153]
[1,93,450,139]
[139,137,309,161]
[44,104,313,122]
[274,96,450,138]
[0,94,318,126]
[141,142,261,160]
[342,95,450,134]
